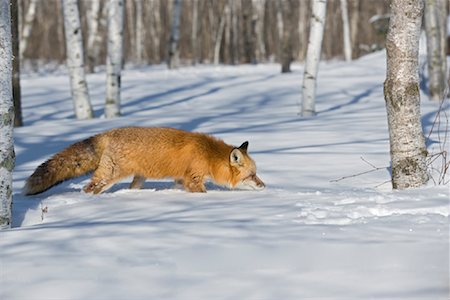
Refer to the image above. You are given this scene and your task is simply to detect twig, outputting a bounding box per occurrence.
[330,157,387,183]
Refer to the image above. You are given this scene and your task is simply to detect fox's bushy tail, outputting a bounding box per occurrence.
[24,137,102,195]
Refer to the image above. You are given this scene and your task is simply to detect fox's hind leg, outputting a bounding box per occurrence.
[83,154,124,194]
[130,175,146,189]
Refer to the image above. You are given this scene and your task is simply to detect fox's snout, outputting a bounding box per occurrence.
[240,174,265,190]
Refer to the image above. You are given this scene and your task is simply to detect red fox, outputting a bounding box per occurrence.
[24,127,265,195]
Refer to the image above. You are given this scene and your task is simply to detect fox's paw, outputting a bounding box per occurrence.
[83,180,107,194]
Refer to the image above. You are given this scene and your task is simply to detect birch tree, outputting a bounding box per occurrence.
[0,0,15,229]
[19,0,38,59]
[11,0,22,127]
[384,0,429,189]
[424,0,446,101]
[340,0,352,61]
[300,0,327,116]
[168,0,181,69]
[62,0,93,119]
[105,0,124,118]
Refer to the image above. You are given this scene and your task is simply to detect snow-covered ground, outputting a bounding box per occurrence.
[1,52,449,299]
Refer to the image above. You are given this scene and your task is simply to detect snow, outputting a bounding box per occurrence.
[1,51,449,299]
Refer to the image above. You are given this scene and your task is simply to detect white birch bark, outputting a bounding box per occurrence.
[0,0,15,229]
[62,0,93,119]
[168,0,181,69]
[384,0,429,189]
[86,0,101,72]
[340,0,352,61]
[135,0,144,64]
[19,0,38,59]
[301,0,327,116]
[424,0,446,101]
[105,0,124,118]
[214,4,229,65]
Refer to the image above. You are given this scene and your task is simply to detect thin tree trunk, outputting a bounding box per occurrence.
[126,0,135,61]
[281,0,294,73]
[253,0,266,62]
[105,0,124,118]
[297,0,309,61]
[384,0,429,189]
[242,0,254,63]
[276,0,284,62]
[11,0,23,127]
[349,0,359,58]
[340,0,352,61]
[437,0,448,96]
[62,0,93,120]
[86,0,101,73]
[191,0,198,65]
[135,0,143,64]
[214,4,229,65]
[168,0,181,69]
[424,0,446,101]
[301,0,327,116]
[231,0,239,64]
[224,0,232,64]
[148,0,160,63]
[0,0,15,229]
[19,0,38,59]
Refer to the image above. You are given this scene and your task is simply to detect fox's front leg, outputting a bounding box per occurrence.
[130,175,146,189]
[183,173,206,193]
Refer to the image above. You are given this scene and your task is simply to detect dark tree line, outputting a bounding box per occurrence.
[18,0,389,70]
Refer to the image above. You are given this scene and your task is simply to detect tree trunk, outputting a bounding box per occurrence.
[0,0,15,229]
[242,0,254,63]
[19,0,38,59]
[11,0,22,127]
[340,0,352,61]
[168,0,181,69]
[105,0,124,118]
[62,0,93,120]
[276,0,284,62]
[424,0,446,101]
[213,4,229,65]
[148,0,161,63]
[281,0,294,73]
[231,0,239,64]
[86,0,101,73]
[191,0,199,65]
[437,0,448,97]
[253,0,266,63]
[384,0,429,189]
[301,0,327,116]
[135,0,144,64]
[349,0,359,58]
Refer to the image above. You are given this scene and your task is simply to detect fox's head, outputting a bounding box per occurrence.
[229,141,265,190]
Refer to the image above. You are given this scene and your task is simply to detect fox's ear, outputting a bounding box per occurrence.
[238,141,249,152]
[230,148,244,166]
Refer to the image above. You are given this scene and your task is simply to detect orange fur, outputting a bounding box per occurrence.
[24,127,265,195]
